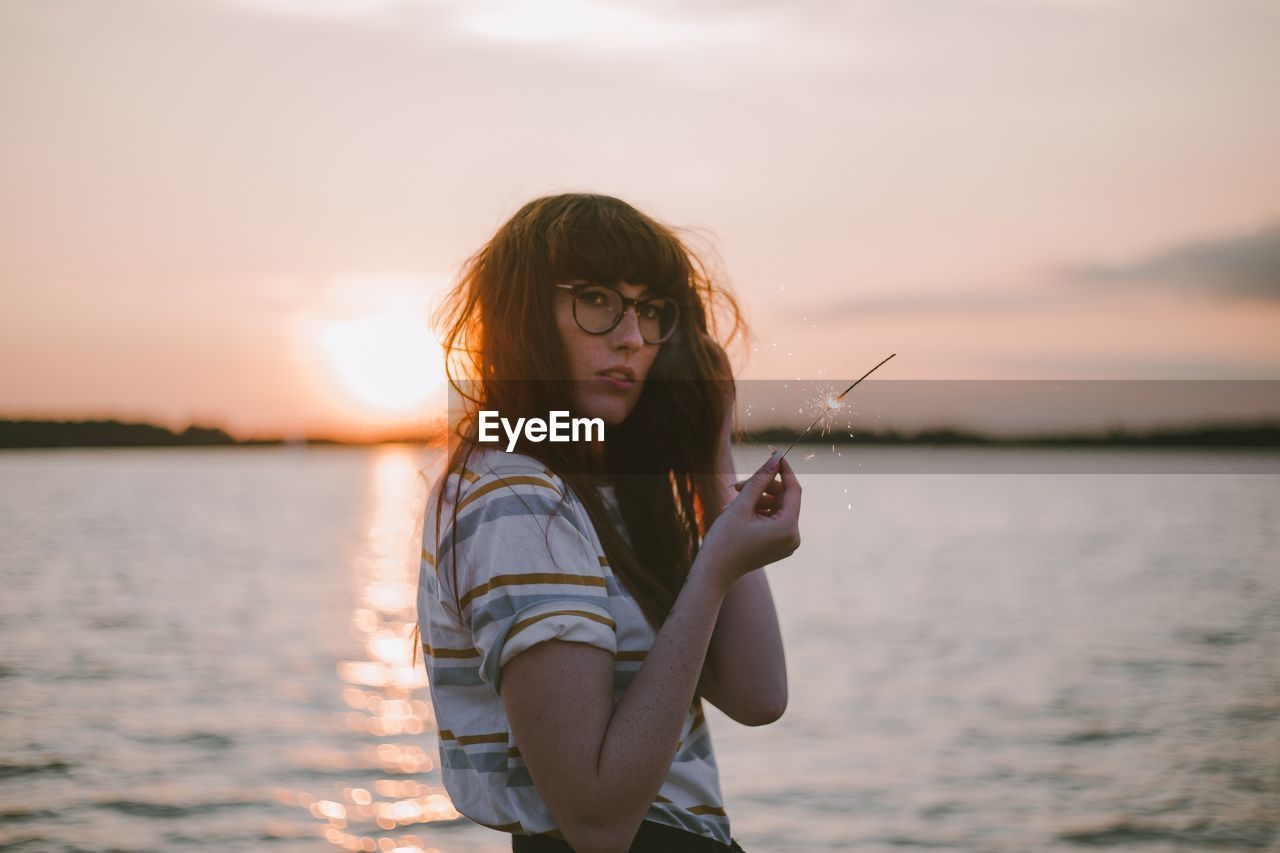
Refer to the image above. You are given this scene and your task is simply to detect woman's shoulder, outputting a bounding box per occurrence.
[435,448,569,509]
[427,449,607,588]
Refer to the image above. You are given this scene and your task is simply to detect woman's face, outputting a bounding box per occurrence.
[554,280,663,427]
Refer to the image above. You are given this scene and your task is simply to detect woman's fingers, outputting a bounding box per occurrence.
[733,477,782,495]
[732,450,781,512]
[726,452,797,519]
[729,459,795,518]
[771,455,801,520]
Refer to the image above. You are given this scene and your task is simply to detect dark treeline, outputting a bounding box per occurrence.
[3,417,1280,449]
[0,418,441,448]
[1,419,244,448]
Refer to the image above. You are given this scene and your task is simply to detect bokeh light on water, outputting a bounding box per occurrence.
[297,448,467,851]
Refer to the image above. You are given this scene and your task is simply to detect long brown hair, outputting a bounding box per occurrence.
[414,193,745,669]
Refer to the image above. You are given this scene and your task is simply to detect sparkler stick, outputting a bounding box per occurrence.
[779,353,897,460]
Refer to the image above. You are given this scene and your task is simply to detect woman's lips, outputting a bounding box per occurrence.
[597,375,635,392]
[599,366,640,389]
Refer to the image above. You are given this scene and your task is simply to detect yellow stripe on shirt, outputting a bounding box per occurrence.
[688,804,728,816]
[458,572,607,611]
[438,729,508,746]
[507,609,617,641]
[422,643,480,659]
[456,475,563,513]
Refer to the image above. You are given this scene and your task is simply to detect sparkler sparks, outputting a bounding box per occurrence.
[779,353,896,461]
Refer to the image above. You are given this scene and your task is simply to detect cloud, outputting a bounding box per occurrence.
[219,0,779,56]
[803,221,1280,320]
[1061,224,1280,299]
[449,0,772,54]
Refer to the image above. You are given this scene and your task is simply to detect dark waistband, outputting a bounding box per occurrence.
[511,819,745,853]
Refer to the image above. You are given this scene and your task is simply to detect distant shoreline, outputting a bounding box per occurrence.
[3,418,1280,449]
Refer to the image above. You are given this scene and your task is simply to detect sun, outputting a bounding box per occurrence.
[319,313,443,414]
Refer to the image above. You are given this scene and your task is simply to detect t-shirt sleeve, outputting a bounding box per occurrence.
[440,463,617,693]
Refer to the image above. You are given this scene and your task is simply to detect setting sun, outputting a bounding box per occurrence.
[319,314,444,415]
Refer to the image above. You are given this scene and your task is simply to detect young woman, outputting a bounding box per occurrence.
[415,193,801,853]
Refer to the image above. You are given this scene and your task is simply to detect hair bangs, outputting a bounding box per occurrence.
[544,200,690,298]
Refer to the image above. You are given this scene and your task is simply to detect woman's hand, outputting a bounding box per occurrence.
[730,453,784,515]
[696,448,801,594]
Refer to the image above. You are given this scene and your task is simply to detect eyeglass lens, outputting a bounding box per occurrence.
[573,286,678,343]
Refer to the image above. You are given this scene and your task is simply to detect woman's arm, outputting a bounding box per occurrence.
[500,564,729,853]
[499,458,797,853]
[695,393,789,725]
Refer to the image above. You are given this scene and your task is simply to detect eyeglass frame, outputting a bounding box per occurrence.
[553,281,682,344]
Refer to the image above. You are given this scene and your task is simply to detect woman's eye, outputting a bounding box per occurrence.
[581,290,609,306]
[640,304,661,320]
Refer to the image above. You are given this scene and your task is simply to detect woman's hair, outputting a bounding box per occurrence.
[414,192,746,672]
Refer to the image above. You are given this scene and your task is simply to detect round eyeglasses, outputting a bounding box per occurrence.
[554,282,681,345]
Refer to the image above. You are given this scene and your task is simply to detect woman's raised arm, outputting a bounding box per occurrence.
[499,565,729,853]
[499,454,799,853]
[694,385,790,726]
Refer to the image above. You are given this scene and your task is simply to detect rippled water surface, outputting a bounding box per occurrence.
[1,446,1277,851]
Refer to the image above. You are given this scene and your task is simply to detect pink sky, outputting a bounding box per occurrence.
[2,0,1278,440]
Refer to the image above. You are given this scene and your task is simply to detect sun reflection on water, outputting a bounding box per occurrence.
[299,446,460,850]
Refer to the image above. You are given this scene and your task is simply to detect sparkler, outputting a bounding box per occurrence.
[779,353,896,460]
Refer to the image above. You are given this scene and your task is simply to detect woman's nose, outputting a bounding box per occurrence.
[611,304,645,349]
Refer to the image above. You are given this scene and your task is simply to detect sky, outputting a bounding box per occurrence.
[2,0,1278,440]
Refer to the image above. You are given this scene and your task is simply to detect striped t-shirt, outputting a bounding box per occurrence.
[416,447,732,844]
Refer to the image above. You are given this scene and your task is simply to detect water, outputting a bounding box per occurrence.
[1,446,1277,851]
